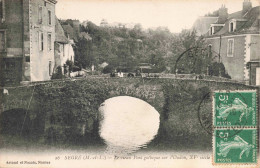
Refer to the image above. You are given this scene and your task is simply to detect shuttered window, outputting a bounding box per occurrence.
[48,10,52,25]
[227,39,234,57]
[48,33,52,51]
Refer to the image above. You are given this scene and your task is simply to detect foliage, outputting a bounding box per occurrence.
[102,64,114,74]
[172,29,210,74]
[66,60,74,73]
[209,62,231,79]
[74,38,95,69]
[51,66,63,79]
[75,21,175,73]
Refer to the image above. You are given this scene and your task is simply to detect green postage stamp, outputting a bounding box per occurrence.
[213,128,257,164]
[213,90,257,127]
[212,90,258,165]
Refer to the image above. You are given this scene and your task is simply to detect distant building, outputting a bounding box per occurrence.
[100,19,108,27]
[0,0,57,84]
[100,19,136,29]
[196,0,260,85]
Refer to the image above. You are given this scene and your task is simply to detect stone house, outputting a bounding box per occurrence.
[203,0,260,85]
[0,0,57,84]
[54,17,75,75]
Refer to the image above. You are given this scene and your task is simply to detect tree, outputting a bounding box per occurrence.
[74,38,95,69]
[171,29,210,74]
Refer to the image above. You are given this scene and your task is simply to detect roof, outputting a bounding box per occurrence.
[61,24,79,42]
[55,17,69,44]
[205,6,260,37]
[192,16,218,36]
[227,11,243,20]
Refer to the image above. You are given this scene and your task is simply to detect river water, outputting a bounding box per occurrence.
[98,96,160,155]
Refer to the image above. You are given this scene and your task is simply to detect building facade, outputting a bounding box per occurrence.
[202,0,260,85]
[54,18,75,74]
[0,0,57,85]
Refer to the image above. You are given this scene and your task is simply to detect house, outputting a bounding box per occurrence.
[54,18,75,75]
[201,0,260,85]
[0,0,57,84]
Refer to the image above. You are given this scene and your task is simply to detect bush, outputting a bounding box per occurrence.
[102,65,114,74]
[51,66,63,79]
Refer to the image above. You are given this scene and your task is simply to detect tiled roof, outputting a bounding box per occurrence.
[61,24,79,42]
[227,11,243,20]
[55,17,69,44]
[206,6,260,37]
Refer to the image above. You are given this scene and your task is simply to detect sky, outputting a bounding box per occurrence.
[56,0,260,33]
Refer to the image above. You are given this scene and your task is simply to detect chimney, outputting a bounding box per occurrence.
[218,5,228,24]
[243,0,252,15]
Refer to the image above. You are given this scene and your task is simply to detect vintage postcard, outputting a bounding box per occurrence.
[0,0,259,168]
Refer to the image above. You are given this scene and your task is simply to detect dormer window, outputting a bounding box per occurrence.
[209,24,225,35]
[230,22,234,31]
[229,20,236,32]
[210,26,214,35]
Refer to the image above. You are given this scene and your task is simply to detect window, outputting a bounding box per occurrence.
[0,0,5,22]
[25,56,30,62]
[230,22,234,32]
[227,39,234,57]
[208,44,212,57]
[210,27,214,35]
[229,20,236,32]
[38,32,44,51]
[49,61,52,76]
[47,33,52,51]
[48,10,52,25]
[38,6,43,24]
[0,31,6,52]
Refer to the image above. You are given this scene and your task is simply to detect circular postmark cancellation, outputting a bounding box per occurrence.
[198,90,257,138]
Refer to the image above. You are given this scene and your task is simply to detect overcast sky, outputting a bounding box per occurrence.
[56,0,259,33]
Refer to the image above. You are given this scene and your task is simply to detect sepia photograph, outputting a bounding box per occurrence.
[0,0,259,167]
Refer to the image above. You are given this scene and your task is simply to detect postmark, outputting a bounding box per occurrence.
[213,90,257,127]
[213,128,257,164]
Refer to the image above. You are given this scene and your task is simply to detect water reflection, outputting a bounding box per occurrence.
[99,96,160,154]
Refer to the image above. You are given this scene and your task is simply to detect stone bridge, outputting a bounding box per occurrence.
[0,77,259,149]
